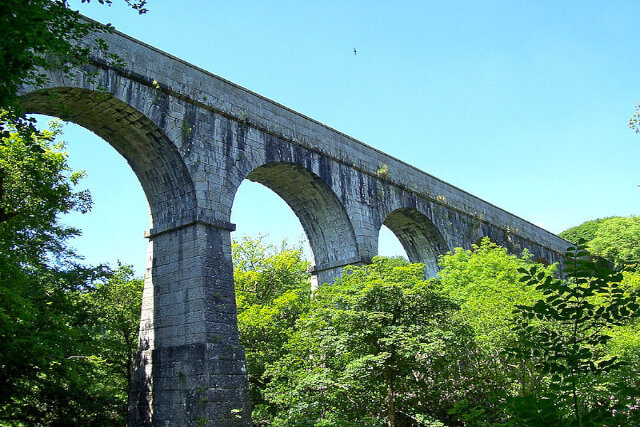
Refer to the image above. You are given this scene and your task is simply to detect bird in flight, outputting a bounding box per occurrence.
[353,48,357,56]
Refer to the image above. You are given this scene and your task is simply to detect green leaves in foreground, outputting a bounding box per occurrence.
[0,118,143,425]
[261,257,467,426]
[508,240,640,426]
[237,237,640,425]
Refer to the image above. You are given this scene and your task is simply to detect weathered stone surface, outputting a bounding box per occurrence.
[18,23,569,427]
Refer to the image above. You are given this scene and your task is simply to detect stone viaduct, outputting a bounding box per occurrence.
[20,24,569,426]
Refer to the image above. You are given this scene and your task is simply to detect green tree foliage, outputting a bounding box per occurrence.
[435,239,556,423]
[232,236,311,425]
[561,216,640,267]
[0,113,91,261]
[588,217,640,267]
[437,239,553,352]
[0,265,106,424]
[82,264,143,415]
[234,235,640,425]
[606,270,640,423]
[560,218,609,246]
[509,241,640,425]
[0,118,93,418]
[263,257,466,426]
[233,235,310,307]
[0,119,143,425]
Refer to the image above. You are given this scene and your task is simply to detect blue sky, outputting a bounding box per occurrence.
[41,1,640,275]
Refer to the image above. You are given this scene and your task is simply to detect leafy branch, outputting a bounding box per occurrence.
[507,240,640,426]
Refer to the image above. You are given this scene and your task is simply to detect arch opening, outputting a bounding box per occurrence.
[382,208,449,278]
[231,180,311,258]
[21,87,196,230]
[234,162,359,287]
[34,116,150,274]
[378,225,409,260]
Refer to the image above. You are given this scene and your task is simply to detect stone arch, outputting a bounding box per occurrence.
[21,86,212,424]
[20,87,197,229]
[382,208,450,278]
[238,161,360,287]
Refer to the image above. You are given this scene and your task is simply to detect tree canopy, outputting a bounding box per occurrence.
[630,103,640,134]
[508,241,640,425]
[0,117,143,424]
[561,216,640,267]
[232,237,640,426]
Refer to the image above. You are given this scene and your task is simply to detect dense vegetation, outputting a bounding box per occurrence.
[0,4,148,423]
[0,116,143,425]
[560,216,640,267]
[234,232,640,426]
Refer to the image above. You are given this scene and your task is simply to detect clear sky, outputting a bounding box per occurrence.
[39,0,640,276]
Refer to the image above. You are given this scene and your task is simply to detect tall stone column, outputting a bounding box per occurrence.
[128,220,250,426]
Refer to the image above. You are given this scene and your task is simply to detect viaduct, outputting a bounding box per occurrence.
[20,24,569,426]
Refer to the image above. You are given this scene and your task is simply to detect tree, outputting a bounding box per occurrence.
[508,241,640,425]
[0,118,143,424]
[0,113,91,262]
[232,236,311,425]
[264,257,466,426]
[83,264,143,416]
[435,239,557,423]
[560,216,640,267]
[588,217,640,267]
[233,235,310,307]
[630,103,640,134]
[234,234,640,425]
[0,117,89,422]
[437,239,550,353]
[559,218,609,246]
[605,268,640,424]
